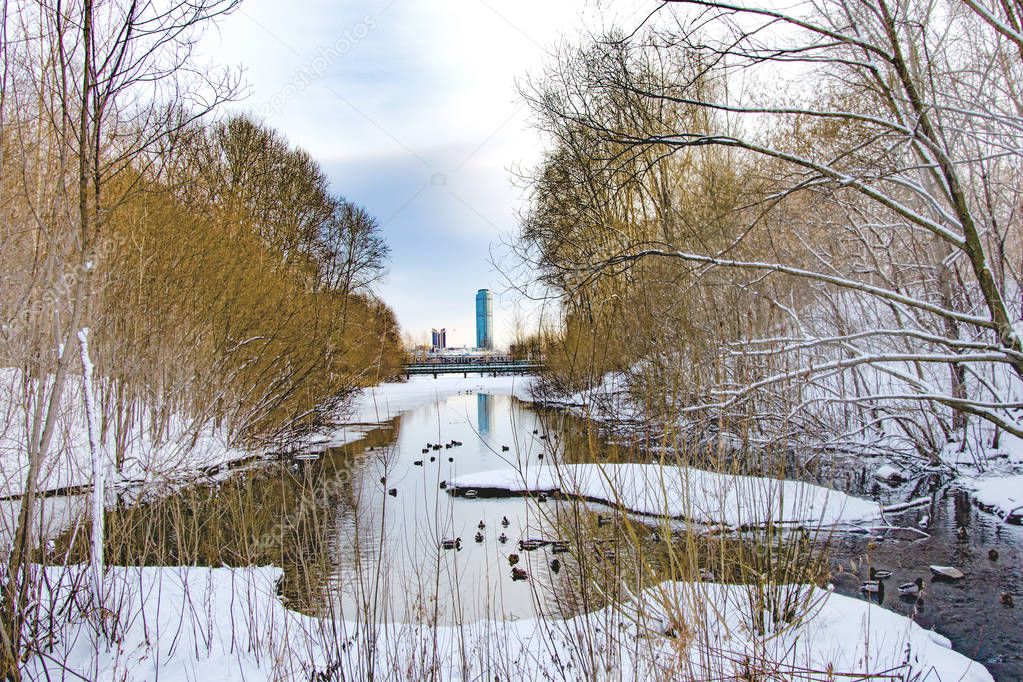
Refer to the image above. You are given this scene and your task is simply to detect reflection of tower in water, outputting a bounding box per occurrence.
[477,393,493,435]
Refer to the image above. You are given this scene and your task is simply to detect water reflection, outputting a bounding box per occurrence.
[44,387,1023,676]
[476,393,493,435]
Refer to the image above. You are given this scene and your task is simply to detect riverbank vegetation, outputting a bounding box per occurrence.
[519,0,1023,470]
[0,1,400,675]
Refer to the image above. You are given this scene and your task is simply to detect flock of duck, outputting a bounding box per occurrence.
[859,560,1014,608]
[440,514,571,582]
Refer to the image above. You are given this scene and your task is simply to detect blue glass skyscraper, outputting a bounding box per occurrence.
[475,289,493,350]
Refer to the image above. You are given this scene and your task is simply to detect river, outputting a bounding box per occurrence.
[62,384,1023,679]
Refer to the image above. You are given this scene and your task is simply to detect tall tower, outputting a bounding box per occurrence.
[475,289,493,350]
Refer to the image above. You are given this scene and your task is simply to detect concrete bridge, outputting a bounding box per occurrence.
[403,359,540,379]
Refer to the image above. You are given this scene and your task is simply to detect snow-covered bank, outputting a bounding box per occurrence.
[313,374,535,448]
[448,462,882,527]
[0,368,249,500]
[0,372,535,500]
[964,473,1023,524]
[26,564,992,681]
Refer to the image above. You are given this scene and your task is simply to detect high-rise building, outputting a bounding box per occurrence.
[431,328,446,350]
[475,289,493,350]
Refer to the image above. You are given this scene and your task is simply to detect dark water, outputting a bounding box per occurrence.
[826,488,1023,680]
[59,386,1022,679]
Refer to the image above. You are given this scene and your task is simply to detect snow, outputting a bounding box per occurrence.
[0,368,250,501]
[24,564,992,681]
[0,371,533,500]
[312,374,535,448]
[874,463,907,483]
[448,463,883,527]
[964,473,1023,523]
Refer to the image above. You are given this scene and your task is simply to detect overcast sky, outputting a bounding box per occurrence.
[202,1,651,348]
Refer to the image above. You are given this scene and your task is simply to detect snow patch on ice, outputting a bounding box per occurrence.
[448,462,883,527]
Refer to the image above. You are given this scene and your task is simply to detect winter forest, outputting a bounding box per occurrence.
[1,0,1021,680]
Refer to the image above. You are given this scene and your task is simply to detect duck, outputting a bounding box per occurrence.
[537,453,544,460]
[474,532,484,543]
[870,567,892,580]
[439,480,447,489]
[537,492,548,503]
[464,489,479,499]
[508,553,520,566]
[498,533,508,544]
[413,460,423,466]
[1001,592,1014,607]
[448,457,454,462]
[550,541,569,554]
[550,558,561,574]
[699,568,715,582]
[478,520,486,530]
[898,577,924,596]
[860,580,883,594]
[511,567,529,581]
[421,448,430,454]
[989,548,999,561]
[441,538,461,550]
[501,516,510,527]
[519,539,545,551]
[387,488,397,497]
[429,456,436,462]
[501,445,510,452]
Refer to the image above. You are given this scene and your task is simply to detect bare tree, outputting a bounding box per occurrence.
[1,1,239,676]
[521,0,1023,462]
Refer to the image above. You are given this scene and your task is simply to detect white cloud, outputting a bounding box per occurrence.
[199,0,653,347]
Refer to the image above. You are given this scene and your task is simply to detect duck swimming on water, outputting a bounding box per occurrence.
[898,577,924,596]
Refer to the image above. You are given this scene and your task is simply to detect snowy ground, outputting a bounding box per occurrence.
[0,368,248,500]
[448,462,883,528]
[312,374,536,448]
[0,373,534,499]
[963,473,1023,524]
[24,564,993,682]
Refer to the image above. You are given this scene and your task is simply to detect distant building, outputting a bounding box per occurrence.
[431,328,447,350]
[475,289,493,350]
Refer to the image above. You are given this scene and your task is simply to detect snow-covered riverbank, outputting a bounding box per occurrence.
[448,462,883,527]
[311,374,536,448]
[0,373,536,500]
[26,564,993,682]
